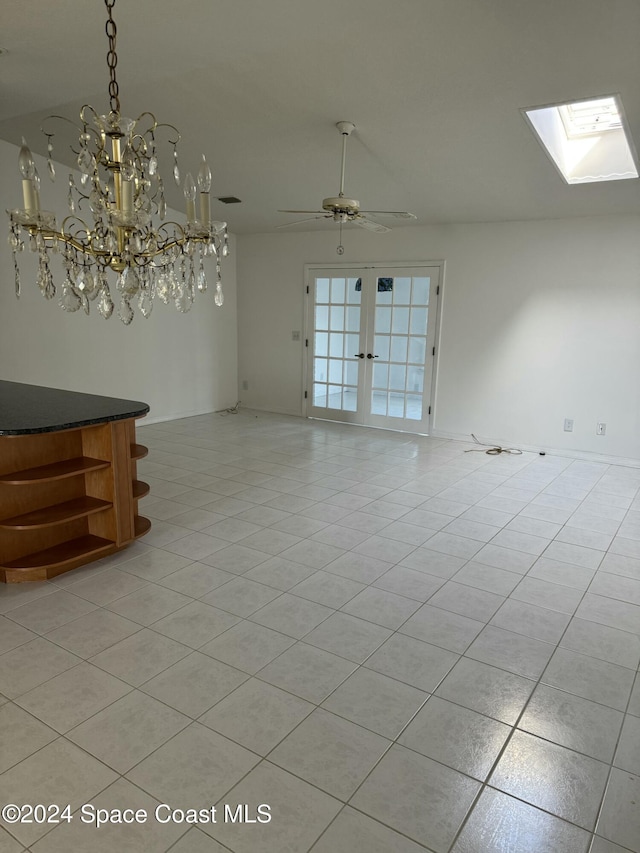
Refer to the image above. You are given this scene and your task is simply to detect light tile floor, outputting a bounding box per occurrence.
[1,409,639,852]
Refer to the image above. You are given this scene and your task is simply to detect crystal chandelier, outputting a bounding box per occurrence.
[7,0,229,324]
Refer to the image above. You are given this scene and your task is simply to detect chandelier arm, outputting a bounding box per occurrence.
[153,122,182,147]
[40,113,83,137]
[123,236,218,266]
[40,113,107,170]
[59,215,95,243]
[80,110,107,158]
[30,229,212,265]
[132,112,159,137]
[40,113,101,150]
[156,224,222,249]
[60,216,134,261]
[77,106,104,145]
[80,104,101,125]
[155,220,187,236]
[73,187,92,210]
[27,226,98,259]
[128,134,150,158]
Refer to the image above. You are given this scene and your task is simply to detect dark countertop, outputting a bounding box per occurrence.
[0,381,149,435]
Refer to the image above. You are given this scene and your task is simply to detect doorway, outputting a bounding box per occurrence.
[305,264,442,433]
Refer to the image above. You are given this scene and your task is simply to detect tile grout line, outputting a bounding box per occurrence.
[446,463,631,852]
[3,418,640,851]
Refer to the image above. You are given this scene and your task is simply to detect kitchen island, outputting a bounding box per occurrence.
[0,381,150,582]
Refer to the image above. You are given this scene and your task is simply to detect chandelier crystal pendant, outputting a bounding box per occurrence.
[7,0,229,324]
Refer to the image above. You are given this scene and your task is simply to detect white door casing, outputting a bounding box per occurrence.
[304,263,442,434]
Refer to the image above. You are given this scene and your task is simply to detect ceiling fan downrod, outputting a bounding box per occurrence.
[276,117,414,251]
[336,121,355,199]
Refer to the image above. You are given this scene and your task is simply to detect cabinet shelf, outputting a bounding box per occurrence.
[0,496,112,530]
[0,456,110,485]
[1,534,115,579]
[1,413,150,583]
[134,516,151,538]
[133,480,150,500]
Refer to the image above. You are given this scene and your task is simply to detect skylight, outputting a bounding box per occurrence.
[523,95,638,184]
[559,98,622,138]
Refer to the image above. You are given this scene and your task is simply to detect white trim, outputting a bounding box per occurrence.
[430,428,640,468]
[228,404,306,418]
[149,405,640,468]
[304,261,447,270]
[303,261,445,428]
[307,416,431,437]
[142,405,230,426]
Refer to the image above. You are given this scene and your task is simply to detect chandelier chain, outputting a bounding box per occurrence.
[105,0,120,115]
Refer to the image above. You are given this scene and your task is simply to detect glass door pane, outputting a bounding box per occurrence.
[307,265,440,434]
[308,273,364,421]
[364,269,438,433]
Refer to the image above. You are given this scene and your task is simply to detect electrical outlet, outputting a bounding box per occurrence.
[596,422,606,436]
[241,380,249,391]
[563,418,574,432]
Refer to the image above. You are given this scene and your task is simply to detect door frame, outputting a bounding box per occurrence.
[302,260,445,435]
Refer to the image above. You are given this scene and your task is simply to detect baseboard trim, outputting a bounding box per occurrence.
[143,408,640,468]
[430,429,640,469]
[142,406,219,426]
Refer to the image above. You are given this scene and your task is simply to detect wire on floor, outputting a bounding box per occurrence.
[465,433,523,455]
[219,401,242,416]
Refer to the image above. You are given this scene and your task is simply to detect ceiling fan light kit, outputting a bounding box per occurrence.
[278,121,416,254]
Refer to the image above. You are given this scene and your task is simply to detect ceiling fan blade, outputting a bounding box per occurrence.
[359,210,417,220]
[275,216,331,229]
[278,123,415,236]
[354,216,391,233]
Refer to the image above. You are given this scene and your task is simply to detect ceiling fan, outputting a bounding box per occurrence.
[278,121,417,254]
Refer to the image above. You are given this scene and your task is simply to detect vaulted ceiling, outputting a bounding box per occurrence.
[2,0,639,233]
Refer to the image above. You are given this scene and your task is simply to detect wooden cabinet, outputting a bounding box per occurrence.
[0,414,150,583]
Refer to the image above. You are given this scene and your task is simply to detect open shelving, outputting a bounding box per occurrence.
[0,417,150,583]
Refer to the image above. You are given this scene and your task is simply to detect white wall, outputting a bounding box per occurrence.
[1,139,238,423]
[236,218,640,461]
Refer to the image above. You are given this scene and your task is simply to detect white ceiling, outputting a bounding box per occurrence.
[2,0,640,234]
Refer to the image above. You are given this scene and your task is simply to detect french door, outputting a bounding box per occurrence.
[305,264,441,433]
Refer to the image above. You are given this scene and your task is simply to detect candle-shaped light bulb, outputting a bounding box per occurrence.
[184,173,197,222]
[184,173,197,200]
[197,155,212,192]
[19,137,39,212]
[18,137,36,180]
[32,166,41,211]
[197,156,212,226]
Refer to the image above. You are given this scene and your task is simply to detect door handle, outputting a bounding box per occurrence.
[354,353,365,359]
[367,354,379,359]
